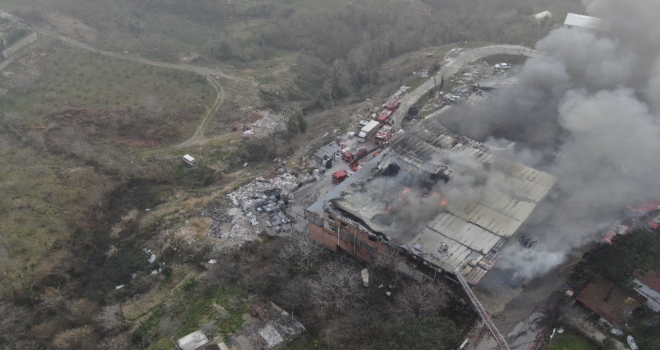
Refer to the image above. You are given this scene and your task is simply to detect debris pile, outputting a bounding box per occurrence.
[390,85,410,101]
[206,173,302,245]
[242,110,287,137]
[227,174,299,210]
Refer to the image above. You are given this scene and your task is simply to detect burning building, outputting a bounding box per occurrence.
[305,116,557,285]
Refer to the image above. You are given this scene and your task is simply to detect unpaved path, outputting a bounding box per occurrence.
[177,76,226,148]
[0,9,244,148]
[392,45,537,129]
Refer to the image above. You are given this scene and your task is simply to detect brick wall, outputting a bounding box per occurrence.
[307,210,396,262]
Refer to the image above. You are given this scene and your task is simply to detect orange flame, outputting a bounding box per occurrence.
[402,187,412,195]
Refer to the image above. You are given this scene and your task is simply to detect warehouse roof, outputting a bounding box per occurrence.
[313,115,557,284]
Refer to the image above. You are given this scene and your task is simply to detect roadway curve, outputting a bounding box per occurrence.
[392,45,538,129]
[176,77,226,149]
[0,9,242,148]
[0,10,242,82]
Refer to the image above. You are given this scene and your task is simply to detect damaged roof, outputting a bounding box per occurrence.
[309,114,557,285]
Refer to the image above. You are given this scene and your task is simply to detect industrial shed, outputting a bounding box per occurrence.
[306,115,557,285]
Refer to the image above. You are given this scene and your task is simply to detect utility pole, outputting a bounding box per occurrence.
[439,244,511,350]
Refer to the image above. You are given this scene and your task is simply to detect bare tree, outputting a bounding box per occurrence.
[1,112,23,135]
[52,326,98,350]
[25,130,46,149]
[231,325,264,350]
[275,275,310,313]
[71,139,92,158]
[307,261,364,319]
[156,316,181,337]
[99,334,133,350]
[39,287,68,312]
[278,236,325,274]
[65,299,99,327]
[96,304,124,333]
[200,320,219,338]
[391,281,450,320]
[206,259,238,286]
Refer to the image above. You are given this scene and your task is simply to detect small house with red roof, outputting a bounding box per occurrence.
[576,277,646,328]
[634,271,660,312]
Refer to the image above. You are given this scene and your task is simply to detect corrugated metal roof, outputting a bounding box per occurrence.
[307,112,557,285]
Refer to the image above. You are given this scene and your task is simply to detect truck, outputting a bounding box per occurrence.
[332,170,348,184]
[623,201,660,219]
[342,150,355,163]
[644,214,660,232]
[376,125,394,142]
[376,109,393,125]
[343,147,368,163]
[357,120,380,143]
[354,147,368,160]
[385,100,401,111]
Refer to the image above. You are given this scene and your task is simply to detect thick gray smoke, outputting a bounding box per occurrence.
[445,0,660,277]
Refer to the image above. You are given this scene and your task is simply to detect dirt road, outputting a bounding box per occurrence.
[0,9,242,83]
[0,9,242,148]
[177,77,226,149]
[392,45,538,129]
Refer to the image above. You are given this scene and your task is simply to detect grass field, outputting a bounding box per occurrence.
[2,38,214,121]
[0,37,218,303]
[546,330,600,350]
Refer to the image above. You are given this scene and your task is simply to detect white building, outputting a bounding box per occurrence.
[177,331,209,350]
[564,13,610,32]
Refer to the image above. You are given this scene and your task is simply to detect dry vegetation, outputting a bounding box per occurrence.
[0,0,587,348]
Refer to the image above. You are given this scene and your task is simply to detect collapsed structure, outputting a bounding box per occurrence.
[305,115,557,285]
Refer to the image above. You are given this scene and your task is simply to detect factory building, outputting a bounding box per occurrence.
[305,116,557,285]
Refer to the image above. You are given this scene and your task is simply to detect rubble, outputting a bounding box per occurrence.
[243,110,287,137]
[205,173,301,246]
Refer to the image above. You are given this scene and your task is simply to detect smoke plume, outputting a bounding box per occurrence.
[444,0,660,277]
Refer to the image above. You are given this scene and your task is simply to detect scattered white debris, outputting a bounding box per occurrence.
[361,269,369,287]
[386,291,391,296]
[248,110,287,137]
[205,173,300,246]
[148,254,156,264]
[151,270,158,275]
[115,285,125,290]
[208,259,217,264]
